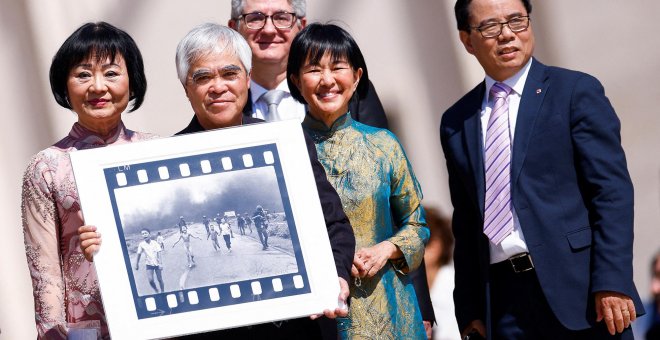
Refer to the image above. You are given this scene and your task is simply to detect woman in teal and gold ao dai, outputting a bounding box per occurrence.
[288,23,430,339]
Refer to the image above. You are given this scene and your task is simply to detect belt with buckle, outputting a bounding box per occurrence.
[492,252,534,274]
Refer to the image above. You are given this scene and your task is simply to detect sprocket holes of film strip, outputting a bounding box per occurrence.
[115,150,276,186]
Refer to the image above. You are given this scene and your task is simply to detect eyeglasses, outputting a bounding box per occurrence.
[237,12,297,30]
[471,16,530,38]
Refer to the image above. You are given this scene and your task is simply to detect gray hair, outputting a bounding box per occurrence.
[230,0,306,21]
[175,23,252,85]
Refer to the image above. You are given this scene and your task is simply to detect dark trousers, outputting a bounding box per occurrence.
[489,264,634,340]
[256,226,268,247]
[223,234,231,249]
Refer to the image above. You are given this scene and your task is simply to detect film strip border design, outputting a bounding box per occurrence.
[102,143,310,318]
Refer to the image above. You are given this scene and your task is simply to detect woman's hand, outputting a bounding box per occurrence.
[352,241,401,278]
[310,277,349,320]
[78,225,102,262]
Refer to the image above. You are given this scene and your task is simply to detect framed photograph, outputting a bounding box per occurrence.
[70,120,340,339]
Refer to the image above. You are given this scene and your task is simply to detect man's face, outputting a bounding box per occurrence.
[141,230,150,240]
[184,52,250,130]
[459,0,534,81]
[229,0,306,66]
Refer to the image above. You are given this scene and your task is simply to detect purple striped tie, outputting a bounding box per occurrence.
[484,82,514,244]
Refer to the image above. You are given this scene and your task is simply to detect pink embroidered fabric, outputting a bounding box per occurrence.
[21,121,157,339]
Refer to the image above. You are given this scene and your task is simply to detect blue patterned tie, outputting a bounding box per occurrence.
[483,82,514,244]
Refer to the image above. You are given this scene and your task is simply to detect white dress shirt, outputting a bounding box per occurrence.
[250,80,306,122]
[480,58,533,264]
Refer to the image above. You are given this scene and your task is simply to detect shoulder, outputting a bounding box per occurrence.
[22,147,68,190]
[120,122,160,141]
[353,121,409,165]
[441,82,484,132]
[369,126,403,152]
[353,120,400,148]
[539,63,604,90]
[128,130,160,141]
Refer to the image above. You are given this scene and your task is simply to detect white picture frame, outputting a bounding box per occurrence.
[70,120,340,339]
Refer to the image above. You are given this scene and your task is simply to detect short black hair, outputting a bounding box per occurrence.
[455,0,532,32]
[49,21,147,112]
[287,23,369,105]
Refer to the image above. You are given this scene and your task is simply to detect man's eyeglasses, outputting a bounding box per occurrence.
[237,12,297,30]
[471,16,530,38]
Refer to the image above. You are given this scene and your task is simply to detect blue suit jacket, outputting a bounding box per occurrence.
[440,59,644,331]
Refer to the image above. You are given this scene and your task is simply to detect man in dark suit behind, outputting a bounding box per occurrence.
[440,0,644,338]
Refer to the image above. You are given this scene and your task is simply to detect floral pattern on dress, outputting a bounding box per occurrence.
[22,121,157,339]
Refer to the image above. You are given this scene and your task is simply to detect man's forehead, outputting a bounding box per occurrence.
[468,0,522,19]
[189,54,245,73]
[243,0,293,12]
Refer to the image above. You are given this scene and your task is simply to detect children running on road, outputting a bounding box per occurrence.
[172,225,202,268]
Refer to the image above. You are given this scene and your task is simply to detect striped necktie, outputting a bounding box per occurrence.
[483,82,514,244]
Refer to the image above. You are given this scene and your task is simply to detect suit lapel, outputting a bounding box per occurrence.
[463,82,487,216]
[242,89,254,116]
[512,59,549,186]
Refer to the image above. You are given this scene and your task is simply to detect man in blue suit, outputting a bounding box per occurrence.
[440,0,644,338]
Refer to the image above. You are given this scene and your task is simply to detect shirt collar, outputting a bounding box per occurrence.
[69,121,126,146]
[485,57,533,99]
[250,79,291,105]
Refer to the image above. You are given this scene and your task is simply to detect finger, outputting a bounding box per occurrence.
[78,225,96,234]
[80,238,101,252]
[351,265,360,277]
[595,296,603,321]
[79,231,97,242]
[627,300,636,322]
[603,305,615,335]
[366,261,383,278]
[476,322,487,337]
[612,307,624,334]
[82,233,102,248]
[356,263,368,278]
[354,258,368,271]
[83,245,98,262]
[338,278,350,300]
[322,309,335,319]
[309,313,321,320]
[621,308,631,331]
[334,307,348,318]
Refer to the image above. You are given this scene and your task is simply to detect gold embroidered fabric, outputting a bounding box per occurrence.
[303,113,429,339]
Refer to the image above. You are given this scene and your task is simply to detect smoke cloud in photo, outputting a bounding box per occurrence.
[114,166,284,234]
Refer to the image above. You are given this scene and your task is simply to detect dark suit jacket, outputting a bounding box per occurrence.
[440,59,644,332]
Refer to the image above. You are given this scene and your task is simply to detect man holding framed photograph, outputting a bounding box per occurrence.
[80,22,354,339]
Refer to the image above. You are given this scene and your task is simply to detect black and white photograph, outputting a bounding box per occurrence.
[115,164,300,297]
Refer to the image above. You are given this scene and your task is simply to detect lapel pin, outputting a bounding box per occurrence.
[536,88,542,94]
